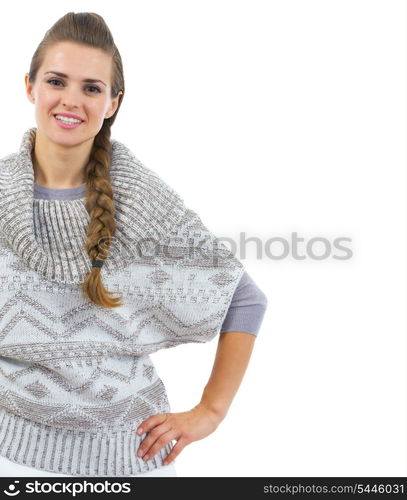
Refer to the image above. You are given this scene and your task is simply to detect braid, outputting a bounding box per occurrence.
[82,121,124,308]
[27,11,126,308]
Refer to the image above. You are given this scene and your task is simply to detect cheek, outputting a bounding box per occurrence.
[36,91,57,110]
[92,102,107,115]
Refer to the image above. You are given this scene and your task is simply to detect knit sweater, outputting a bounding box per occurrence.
[33,182,268,337]
[0,127,264,477]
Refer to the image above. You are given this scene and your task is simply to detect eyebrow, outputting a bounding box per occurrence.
[44,71,107,87]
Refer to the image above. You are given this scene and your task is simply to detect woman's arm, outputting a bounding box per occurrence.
[135,331,257,465]
[196,331,257,422]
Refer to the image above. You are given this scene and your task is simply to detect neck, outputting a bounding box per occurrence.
[31,128,92,188]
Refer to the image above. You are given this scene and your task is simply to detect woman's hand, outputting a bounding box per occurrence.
[135,402,223,465]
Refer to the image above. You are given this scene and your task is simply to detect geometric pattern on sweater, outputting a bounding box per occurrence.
[0,127,244,476]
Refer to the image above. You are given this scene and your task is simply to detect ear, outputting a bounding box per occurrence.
[105,91,123,119]
[25,73,35,104]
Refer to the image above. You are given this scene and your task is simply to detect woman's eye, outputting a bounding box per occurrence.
[86,86,101,93]
[47,79,63,87]
[47,79,101,94]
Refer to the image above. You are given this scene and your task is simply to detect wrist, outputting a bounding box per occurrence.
[195,400,228,423]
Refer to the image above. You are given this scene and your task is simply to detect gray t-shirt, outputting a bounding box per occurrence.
[33,182,267,336]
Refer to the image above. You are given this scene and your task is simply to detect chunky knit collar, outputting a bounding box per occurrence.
[0,127,187,285]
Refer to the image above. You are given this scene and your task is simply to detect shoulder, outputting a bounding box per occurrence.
[109,138,188,240]
[110,138,178,195]
[0,151,19,169]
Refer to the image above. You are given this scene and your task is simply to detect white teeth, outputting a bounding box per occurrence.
[55,115,82,124]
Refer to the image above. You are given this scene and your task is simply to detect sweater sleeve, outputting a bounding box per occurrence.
[220,270,268,336]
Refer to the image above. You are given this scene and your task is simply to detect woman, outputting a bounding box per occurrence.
[0,12,267,477]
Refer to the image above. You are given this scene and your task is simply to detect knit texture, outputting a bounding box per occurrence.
[0,127,245,476]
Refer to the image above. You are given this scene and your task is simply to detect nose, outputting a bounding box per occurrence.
[60,86,83,109]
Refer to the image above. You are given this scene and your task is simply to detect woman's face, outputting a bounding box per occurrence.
[25,41,122,148]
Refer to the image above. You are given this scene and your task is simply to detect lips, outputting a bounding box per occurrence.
[53,114,84,122]
[53,115,84,129]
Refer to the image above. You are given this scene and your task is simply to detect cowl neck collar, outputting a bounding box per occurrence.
[0,127,186,285]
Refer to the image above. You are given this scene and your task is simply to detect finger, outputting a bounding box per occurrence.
[136,412,169,435]
[163,437,188,465]
[137,421,172,458]
[141,429,177,462]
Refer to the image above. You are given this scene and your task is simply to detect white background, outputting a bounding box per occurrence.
[1,0,405,477]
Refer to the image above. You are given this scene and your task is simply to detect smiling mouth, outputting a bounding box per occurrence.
[53,116,86,129]
[53,114,84,122]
